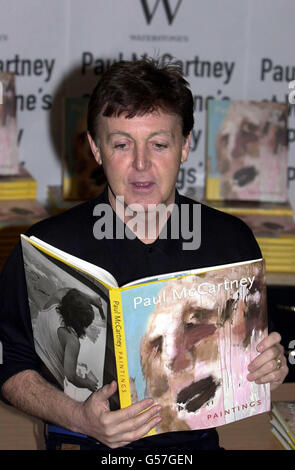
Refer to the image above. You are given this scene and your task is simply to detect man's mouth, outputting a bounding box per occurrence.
[176,375,219,413]
[130,181,154,190]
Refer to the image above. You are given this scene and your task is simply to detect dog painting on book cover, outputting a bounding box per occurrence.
[121,259,270,433]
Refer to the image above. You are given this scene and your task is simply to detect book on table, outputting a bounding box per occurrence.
[0,165,37,200]
[270,401,295,449]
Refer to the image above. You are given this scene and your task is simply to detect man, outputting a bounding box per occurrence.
[0,58,287,451]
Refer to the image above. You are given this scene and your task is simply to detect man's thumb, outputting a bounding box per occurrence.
[96,380,117,401]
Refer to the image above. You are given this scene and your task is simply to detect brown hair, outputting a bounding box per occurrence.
[58,288,94,338]
[87,58,194,142]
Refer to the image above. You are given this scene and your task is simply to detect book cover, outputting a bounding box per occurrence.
[62,97,107,201]
[0,73,19,175]
[206,100,288,202]
[21,235,270,434]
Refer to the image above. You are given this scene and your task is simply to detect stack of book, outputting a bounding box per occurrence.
[0,199,48,270]
[0,165,37,200]
[270,401,295,450]
[205,99,294,273]
[0,72,48,271]
[203,200,295,273]
[237,212,295,273]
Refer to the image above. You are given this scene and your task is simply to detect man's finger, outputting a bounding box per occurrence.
[256,331,282,353]
[104,410,162,448]
[118,413,162,444]
[248,343,284,372]
[247,353,288,382]
[110,396,156,423]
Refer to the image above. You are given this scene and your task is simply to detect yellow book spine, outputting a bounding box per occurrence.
[0,181,36,189]
[257,237,295,245]
[109,289,132,409]
[108,289,156,437]
[259,243,295,251]
[220,207,294,217]
[205,177,221,200]
[0,193,36,200]
[265,265,295,273]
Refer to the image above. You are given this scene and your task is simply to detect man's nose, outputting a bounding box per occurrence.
[132,145,151,171]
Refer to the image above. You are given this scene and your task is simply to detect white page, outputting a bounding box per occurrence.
[23,235,118,288]
[124,258,263,287]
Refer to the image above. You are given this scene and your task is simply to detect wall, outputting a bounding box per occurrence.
[0,0,294,206]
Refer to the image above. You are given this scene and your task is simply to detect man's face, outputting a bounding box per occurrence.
[88,110,191,211]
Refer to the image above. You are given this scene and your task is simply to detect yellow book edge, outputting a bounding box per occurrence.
[221,208,293,217]
[0,182,37,188]
[256,237,295,245]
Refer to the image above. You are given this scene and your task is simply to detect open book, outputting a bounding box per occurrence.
[21,234,270,435]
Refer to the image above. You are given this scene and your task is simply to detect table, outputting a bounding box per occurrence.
[218,382,294,450]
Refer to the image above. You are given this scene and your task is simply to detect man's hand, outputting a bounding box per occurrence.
[247,332,288,391]
[77,381,162,448]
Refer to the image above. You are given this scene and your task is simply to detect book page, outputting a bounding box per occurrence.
[26,235,118,288]
[124,258,262,288]
[21,235,118,403]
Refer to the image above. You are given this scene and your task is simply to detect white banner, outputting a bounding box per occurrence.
[0,0,294,208]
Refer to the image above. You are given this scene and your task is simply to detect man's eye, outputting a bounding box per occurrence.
[153,143,168,149]
[114,143,127,149]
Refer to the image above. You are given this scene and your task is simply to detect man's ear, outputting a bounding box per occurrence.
[181,131,192,164]
[87,132,102,165]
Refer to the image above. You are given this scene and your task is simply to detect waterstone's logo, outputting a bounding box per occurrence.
[92,197,201,251]
[140,0,183,25]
